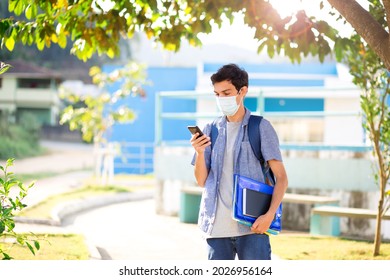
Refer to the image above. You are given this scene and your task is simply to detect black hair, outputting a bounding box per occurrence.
[210,63,249,91]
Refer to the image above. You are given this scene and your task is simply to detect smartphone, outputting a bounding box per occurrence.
[187,125,204,138]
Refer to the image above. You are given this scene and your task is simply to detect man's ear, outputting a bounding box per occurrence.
[241,86,248,96]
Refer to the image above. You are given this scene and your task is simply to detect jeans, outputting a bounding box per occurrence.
[206,234,271,260]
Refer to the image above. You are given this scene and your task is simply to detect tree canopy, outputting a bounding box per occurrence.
[1,0,390,256]
[1,0,389,68]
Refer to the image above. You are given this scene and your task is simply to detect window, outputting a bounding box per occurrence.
[18,78,51,89]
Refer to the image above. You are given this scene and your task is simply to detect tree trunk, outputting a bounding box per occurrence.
[374,204,383,256]
[374,176,385,256]
[371,125,386,256]
[327,0,390,70]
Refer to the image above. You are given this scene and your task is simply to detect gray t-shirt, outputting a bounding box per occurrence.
[210,121,244,237]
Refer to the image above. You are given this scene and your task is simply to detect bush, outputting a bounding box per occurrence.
[18,113,41,145]
[0,137,40,159]
[0,113,43,159]
[0,158,40,259]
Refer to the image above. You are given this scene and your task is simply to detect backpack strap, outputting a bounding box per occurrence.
[248,115,276,185]
[247,115,263,164]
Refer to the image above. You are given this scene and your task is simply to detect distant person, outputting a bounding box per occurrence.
[190,63,288,260]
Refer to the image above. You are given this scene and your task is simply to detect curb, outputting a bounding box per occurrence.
[54,191,154,224]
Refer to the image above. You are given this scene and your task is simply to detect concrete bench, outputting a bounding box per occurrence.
[283,193,340,232]
[283,193,339,205]
[179,186,203,223]
[179,186,340,225]
[310,206,390,236]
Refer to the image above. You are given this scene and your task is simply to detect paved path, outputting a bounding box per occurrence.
[63,199,208,260]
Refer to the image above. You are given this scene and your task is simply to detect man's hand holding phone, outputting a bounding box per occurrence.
[188,125,211,154]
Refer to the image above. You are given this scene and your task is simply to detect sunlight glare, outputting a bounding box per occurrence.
[269,0,316,18]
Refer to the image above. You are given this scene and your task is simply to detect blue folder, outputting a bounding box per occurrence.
[233,174,282,235]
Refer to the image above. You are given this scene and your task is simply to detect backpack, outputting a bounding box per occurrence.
[210,115,275,184]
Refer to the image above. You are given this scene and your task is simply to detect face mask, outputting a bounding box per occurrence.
[216,94,242,116]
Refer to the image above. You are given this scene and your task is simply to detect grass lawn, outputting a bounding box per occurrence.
[3,232,389,260]
[0,234,89,260]
[270,232,390,260]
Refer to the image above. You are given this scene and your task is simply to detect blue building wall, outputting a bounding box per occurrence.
[106,66,197,173]
[107,62,336,174]
[238,62,331,113]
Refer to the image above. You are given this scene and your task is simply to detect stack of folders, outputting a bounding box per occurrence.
[233,174,281,235]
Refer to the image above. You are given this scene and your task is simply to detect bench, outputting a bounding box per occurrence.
[179,186,340,225]
[282,193,340,232]
[283,193,339,205]
[179,186,203,223]
[310,206,390,236]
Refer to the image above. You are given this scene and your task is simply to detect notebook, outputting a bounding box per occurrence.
[233,174,282,235]
[242,187,272,218]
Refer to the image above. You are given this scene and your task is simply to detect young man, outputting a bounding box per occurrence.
[190,63,288,260]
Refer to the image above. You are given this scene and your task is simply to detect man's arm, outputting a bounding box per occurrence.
[251,159,288,234]
[190,133,211,187]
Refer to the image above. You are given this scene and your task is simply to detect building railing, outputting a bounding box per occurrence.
[155,88,369,153]
[114,142,154,174]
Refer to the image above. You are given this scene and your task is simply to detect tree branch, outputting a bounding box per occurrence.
[327,0,390,69]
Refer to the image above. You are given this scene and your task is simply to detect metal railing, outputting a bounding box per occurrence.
[114,142,154,174]
[155,88,371,152]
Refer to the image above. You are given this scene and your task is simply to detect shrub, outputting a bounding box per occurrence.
[0,113,43,159]
[0,158,40,259]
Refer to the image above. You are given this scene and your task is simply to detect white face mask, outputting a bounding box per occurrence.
[216,94,242,116]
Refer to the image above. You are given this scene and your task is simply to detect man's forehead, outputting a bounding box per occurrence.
[213,80,234,90]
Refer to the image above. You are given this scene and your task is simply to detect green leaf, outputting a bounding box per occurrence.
[25,4,32,19]
[3,206,14,216]
[5,37,15,51]
[106,48,115,58]
[334,38,343,62]
[267,44,275,58]
[0,221,5,234]
[25,4,37,20]
[58,33,67,48]
[8,0,17,12]
[6,220,15,231]
[26,242,36,255]
[256,40,267,55]
[2,252,12,260]
[13,0,26,16]
[6,158,15,167]
[34,240,40,250]
[16,235,25,245]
